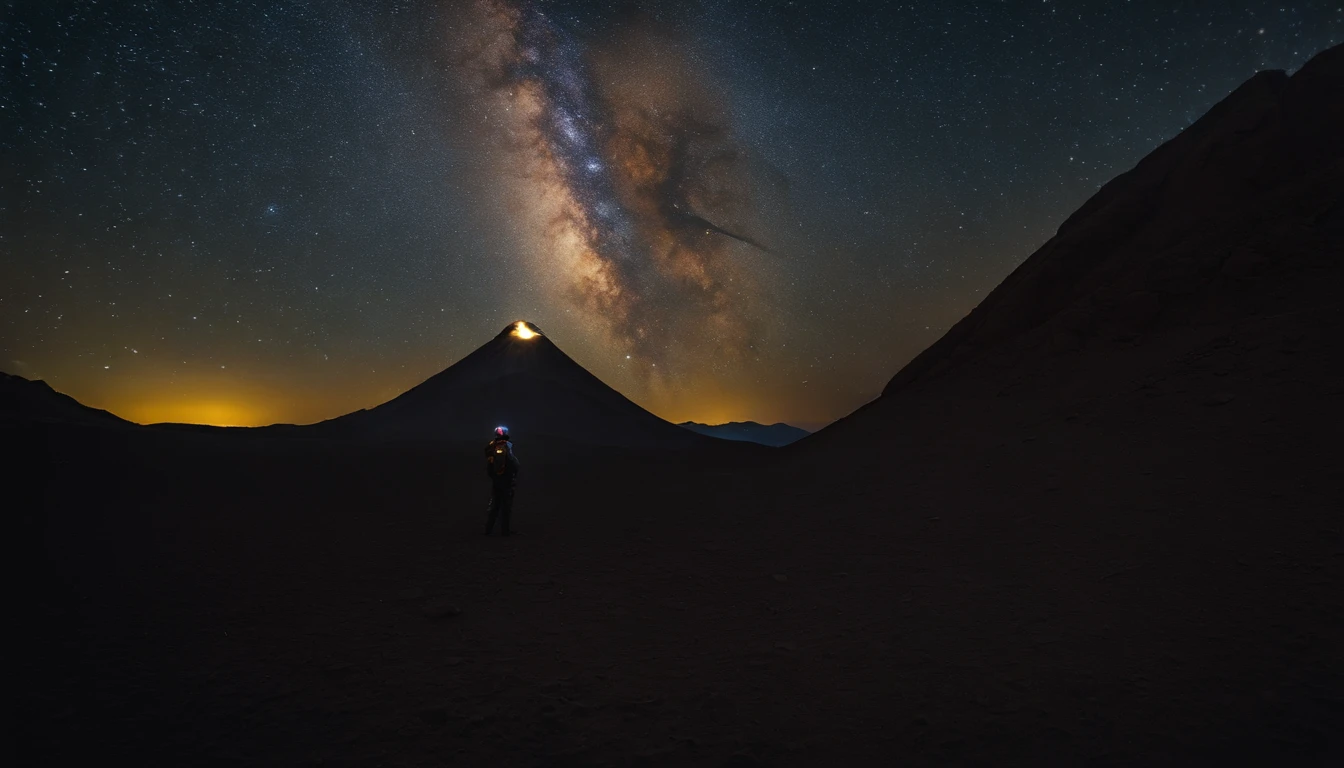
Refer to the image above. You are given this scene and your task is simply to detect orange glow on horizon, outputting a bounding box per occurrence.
[45,341,840,431]
[118,398,270,427]
[75,382,823,431]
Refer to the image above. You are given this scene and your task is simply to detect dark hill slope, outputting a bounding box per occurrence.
[1,372,132,427]
[878,44,1342,403]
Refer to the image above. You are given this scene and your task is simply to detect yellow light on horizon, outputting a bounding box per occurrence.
[122,398,264,427]
[513,321,538,340]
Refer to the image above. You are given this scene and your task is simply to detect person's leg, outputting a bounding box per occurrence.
[486,489,501,535]
[501,486,514,536]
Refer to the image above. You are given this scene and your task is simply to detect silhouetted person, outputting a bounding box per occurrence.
[484,426,519,536]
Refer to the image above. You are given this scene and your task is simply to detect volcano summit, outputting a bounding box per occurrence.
[324,321,702,447]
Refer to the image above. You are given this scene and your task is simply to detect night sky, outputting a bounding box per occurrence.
[3,1,1340,429]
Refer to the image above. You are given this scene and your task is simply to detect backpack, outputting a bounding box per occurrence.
[486,439,512,478]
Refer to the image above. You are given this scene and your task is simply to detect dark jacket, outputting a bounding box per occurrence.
[485,438,519,483]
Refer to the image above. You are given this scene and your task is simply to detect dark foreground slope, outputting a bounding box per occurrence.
[323,322,704,448]
[768,41,1344,761]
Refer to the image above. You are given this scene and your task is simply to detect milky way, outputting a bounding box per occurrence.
[447,0,772,367]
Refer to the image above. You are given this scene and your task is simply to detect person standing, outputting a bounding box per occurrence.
[484,426,519,536]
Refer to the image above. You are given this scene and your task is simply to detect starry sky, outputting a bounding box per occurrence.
[3,1,1341,429]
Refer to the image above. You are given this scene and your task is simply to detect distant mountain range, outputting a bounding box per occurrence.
[678,420,810,447]
[2,322,717,450]
[2,361,816,451]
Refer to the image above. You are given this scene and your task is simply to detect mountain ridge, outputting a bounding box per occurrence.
[2,323,709,448]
